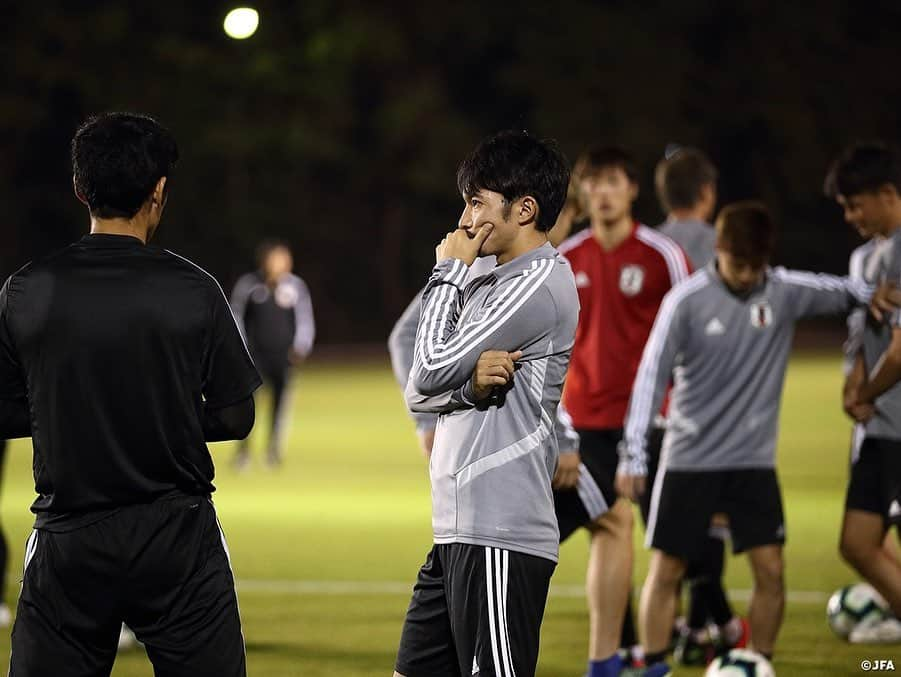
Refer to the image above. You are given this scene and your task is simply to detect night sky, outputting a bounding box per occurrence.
[3,1,900,342]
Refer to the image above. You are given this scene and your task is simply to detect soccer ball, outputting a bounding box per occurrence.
[827,583,890,639]
[704,649,775,677]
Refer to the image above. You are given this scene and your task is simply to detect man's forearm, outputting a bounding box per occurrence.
[844,352,866,395]
[860,347,901,403]
[0,397,30,439]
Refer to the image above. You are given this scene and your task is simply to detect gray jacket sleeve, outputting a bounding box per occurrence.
[619,288,687,476]
[772,268,872,319]
[844,309,867,375]
[843,248,870,373]
[404,376,474,415]
[389,289,440,429]
[229,273,256,341]
[555,402,580,454]
[291,276,316,358]
[407,257,557,400]
[890,240,901,329]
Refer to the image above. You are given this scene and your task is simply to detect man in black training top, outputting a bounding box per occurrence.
[0,112,261,677]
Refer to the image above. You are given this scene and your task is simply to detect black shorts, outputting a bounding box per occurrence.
[846,437,901,526]
[638,426,665,527]
[647,469,785,561]
[554,428,620,541]
[554,427,664,541]
[396,543,555,677]
[10,495,245,677]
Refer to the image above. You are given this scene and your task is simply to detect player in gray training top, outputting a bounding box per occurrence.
[652,145,749,665]
[394,130,578,677]
[616,202,873,676]
[229,241,315,468]
[656,146,718,268]
[828,143,901,644]
[387,188,582,460]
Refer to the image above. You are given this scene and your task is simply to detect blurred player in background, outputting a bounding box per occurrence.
[827,142,901,643]
[0,112,259,676]
[388,185,582,459]
[656,146,717,267]
[395,130,577,677]
[654,147,747,664]
[618,201,876,676]
[554,146,690,676]
[230,240,315,468]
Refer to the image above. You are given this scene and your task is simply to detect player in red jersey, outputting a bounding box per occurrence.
[552,146,690,677]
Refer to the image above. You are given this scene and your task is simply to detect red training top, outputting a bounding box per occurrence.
[559,223,691,430]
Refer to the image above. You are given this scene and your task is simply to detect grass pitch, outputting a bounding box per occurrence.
[0,352,896,675]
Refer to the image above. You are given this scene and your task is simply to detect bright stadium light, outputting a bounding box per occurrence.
[223,7,259,40]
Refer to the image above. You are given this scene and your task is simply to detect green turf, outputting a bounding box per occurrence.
[0,352,893,675]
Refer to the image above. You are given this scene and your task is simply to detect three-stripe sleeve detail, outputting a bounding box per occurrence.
[772,267,873,304]
[636,226,690,285]
[576,464,609,520]
[623,274,709,475]
[418,258,554,371]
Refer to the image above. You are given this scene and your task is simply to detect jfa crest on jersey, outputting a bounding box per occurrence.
[274,281,300,309]
[556,224,691,429]
[619,265,645,297]
[749,301,773,329]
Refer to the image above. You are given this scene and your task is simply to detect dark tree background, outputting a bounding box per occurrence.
[2,1,900,343]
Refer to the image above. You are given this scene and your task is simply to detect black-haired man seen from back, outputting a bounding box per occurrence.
[0,112,261,676]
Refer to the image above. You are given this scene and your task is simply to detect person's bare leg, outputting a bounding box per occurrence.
[841,510,901,615]
[639,550,686,657]
[746,545,785,655]
[586,498,634,660]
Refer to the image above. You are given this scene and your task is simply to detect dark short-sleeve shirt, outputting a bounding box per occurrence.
[0,234,261,530]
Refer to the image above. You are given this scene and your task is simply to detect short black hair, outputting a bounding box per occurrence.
[715,200,777,263]
[824,142,901,198]
[456,130,571,232]
[71,112,179,219]
[655,147,718,212]
[572,146,639,184]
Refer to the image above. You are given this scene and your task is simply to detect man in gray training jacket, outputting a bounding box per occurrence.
[616,201,873,675]
[652,146,749,666]
[829,142,901,644]
[394,130,578,677]
[387,190,581,460]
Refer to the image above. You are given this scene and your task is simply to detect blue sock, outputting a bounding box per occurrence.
[643,661,672,677]
[587,653,622,677]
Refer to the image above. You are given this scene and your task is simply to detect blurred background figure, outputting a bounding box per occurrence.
[230,240,315,469]
[655,145,718,268]
[653,146,749,665]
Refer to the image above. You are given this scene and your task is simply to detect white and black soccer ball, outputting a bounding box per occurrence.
[827,582,890,639]
[704,649,775,677]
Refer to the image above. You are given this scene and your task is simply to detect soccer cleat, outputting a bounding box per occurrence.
[0,604,11,628]
[849,615,901,644]
[674,627,716,666]
[724,616,750,649]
